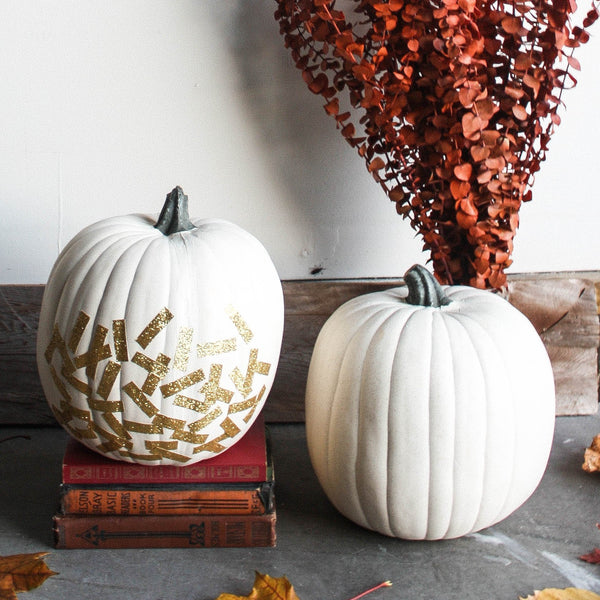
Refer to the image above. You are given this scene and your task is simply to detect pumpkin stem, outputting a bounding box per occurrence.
[154,186,196,235]
[404,265,452,307]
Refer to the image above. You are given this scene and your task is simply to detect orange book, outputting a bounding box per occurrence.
[59,480,274,516]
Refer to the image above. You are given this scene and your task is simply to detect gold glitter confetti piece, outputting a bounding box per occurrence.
[57,398,91,421]
[66,424,97,440]
[152,414,186,432]
[243,407,258,423]
[118,450,162,461]
[220,417,241,439]
[124,420,163,434]
[145,440,190,462]
[50,403,68,423]
[93,422,134,449]
[201,364,234,405]
[230,349,271,398]
[132,352,171,377]
[49,364,72,402]
[193,439,227,454]
[102,412,132,440]
[228,385,266,415]
[97,361,122,400]
[112,319,129,362]
[122,382,159,417]
[97,440,125,453]
[146,440,179,450]
[225,305,253,343]
[174,327,193,371]
[132,352,171,395]
[45,323,75,372]
[197,338,237,358]
[74,324,112,377]
[160,369,205,398]
[68,311,90,353]
[88,398,124,413]
[170,429,208,444]
[173,394,215,413]
[135,307,174,349]
[62,368,93,397]
[189,407,222,433]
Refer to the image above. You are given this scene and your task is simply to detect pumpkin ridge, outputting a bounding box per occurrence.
[386,307,432,539]
[446,309,518,534]
[53,232,148,353]
[306,299,378,503]
[102,235,161,434]
[447,311,488,538]
[426,310,456,540]
[87,234,161,447]
[355,306,411,535]
[384,306,423,538]
[327,304,395,524]
[119,235,171,434]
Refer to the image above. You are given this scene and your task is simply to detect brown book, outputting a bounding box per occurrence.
[53,511,276,549]
[59,481,274,516]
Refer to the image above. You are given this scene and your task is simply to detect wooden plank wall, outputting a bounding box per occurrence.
[1,273,598,425]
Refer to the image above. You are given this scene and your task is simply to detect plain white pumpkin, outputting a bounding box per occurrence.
[37,187,284,465]
[305,265,555,540]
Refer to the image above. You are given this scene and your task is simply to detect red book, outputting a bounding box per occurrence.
[62,415,267,485]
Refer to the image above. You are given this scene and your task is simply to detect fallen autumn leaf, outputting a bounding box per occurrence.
[216,572,300,600]
[215,573,392,600]
[520,589,600,600]
[580,548,600,564]
[0,552,57,600]
[582,435,600,473]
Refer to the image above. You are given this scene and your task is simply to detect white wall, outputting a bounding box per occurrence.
[1,1,598,284]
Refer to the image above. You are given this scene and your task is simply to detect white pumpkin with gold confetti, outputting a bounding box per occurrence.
[36,187,284,465]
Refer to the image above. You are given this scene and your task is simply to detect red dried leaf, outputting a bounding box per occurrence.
[471,145,490,162]
[307,73,329,94]
[368,157,386,173]
[462,112,487,140]
[512,104,529,120]
[454,163,473,181]
[450,180,471,200]
[501,15,522,33]
[580,549,600,564]
[389,186,406,203]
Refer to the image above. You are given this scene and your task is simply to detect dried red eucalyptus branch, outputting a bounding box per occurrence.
[346,581,393,600]
[275,0,598,288]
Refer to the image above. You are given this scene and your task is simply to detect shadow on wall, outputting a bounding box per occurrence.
[204,2,426,280]
[223,2,381,227]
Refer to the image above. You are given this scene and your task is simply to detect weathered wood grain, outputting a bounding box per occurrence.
[0,274,598,425]
[506,278,599,415]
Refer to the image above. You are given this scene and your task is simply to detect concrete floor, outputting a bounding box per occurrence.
[1,415,599,600]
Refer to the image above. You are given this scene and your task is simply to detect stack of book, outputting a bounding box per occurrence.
[53,415,276,549]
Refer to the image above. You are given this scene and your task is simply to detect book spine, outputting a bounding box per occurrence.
[53,513,276,549]
[62,463,267,485]
[60,488,269,516]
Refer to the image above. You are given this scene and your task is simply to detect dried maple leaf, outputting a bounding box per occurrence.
[582,435,600,473]
[216,572,300,600]
[520,590,600,600]
[0,552,57,600]
[580,548,600,564]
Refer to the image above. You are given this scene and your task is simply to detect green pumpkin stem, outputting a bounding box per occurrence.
[154,186,196,235]
[404,265,452,307]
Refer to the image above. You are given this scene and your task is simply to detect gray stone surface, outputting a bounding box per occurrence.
[1,416,599,599]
